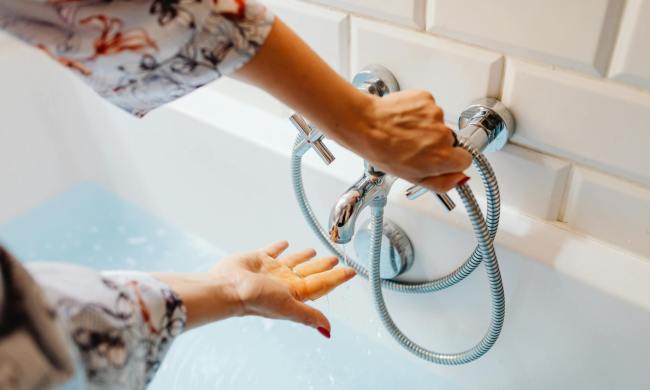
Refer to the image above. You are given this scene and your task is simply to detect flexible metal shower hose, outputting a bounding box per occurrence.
[291,136,505,364]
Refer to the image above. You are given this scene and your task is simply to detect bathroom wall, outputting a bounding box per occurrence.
[211,0,650,259]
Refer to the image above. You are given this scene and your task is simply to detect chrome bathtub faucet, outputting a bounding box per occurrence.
[289,64,515,364]
[290,64,515,281]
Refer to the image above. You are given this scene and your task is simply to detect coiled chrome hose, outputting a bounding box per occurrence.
[291,136,505,364]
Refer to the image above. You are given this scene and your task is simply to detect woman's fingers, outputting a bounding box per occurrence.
[302,267,356,301]
[447,147,473,172]
[284,299,331,333]
[419,172,469,193]
[279,248,317,268]
[293,256,338,277]
[262,240,289,258]
[426,146,473,177]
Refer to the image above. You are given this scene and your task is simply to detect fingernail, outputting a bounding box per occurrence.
[317,327,331,339]
[457,175,470,186]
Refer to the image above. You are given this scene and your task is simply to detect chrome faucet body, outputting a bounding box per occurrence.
[326,66,401,244]
[328,165,395,243]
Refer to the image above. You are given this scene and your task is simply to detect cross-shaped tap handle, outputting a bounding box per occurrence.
[290,113,335,165]
[405,185,456,211]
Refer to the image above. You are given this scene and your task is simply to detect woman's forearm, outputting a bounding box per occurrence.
[234,18,372,151]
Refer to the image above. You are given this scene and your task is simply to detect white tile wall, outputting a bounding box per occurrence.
[563,167,650,259]
[426,0,625,75]
[351,17,503,121]
[502,59,650,187]
[608,0,650,91]
[307,0,426,29]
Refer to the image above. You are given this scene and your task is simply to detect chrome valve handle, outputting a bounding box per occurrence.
[290,113,335,165]
[405,185,456,211]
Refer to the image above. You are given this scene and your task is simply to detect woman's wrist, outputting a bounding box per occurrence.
[153,272,243,329]
[320,89,377,152]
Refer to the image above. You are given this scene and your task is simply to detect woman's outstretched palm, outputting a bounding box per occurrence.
[210,241,356,332]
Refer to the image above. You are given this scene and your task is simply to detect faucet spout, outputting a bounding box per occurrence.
[328,168,395,244]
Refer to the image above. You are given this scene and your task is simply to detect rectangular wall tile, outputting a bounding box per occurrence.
[608,0,650,91]
[426,0,624,75]
[502,59,650,187]
[351,17,503,122]
[466,144,571,220]
[563,167,650,259]
[307,0,426,29]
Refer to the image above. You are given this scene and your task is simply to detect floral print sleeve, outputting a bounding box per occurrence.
[0,246,186,390]
[0,0,274,116]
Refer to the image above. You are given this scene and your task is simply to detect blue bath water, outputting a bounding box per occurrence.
[0,183,453,390]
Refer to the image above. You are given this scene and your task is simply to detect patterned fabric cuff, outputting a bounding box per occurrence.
[100,271,188,384]
[0,0,275,116]
[27,263,187,389]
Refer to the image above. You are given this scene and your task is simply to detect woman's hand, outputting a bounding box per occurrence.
[347,91,473,192]
[154,241,355,338]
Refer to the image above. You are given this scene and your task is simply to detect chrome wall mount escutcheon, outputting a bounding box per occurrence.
[351,64,400,96]
[458,98,516,153]
[353,219,414,280]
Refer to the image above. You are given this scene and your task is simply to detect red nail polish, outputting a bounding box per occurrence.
[317,327,331,339]
[457,176,470,186]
